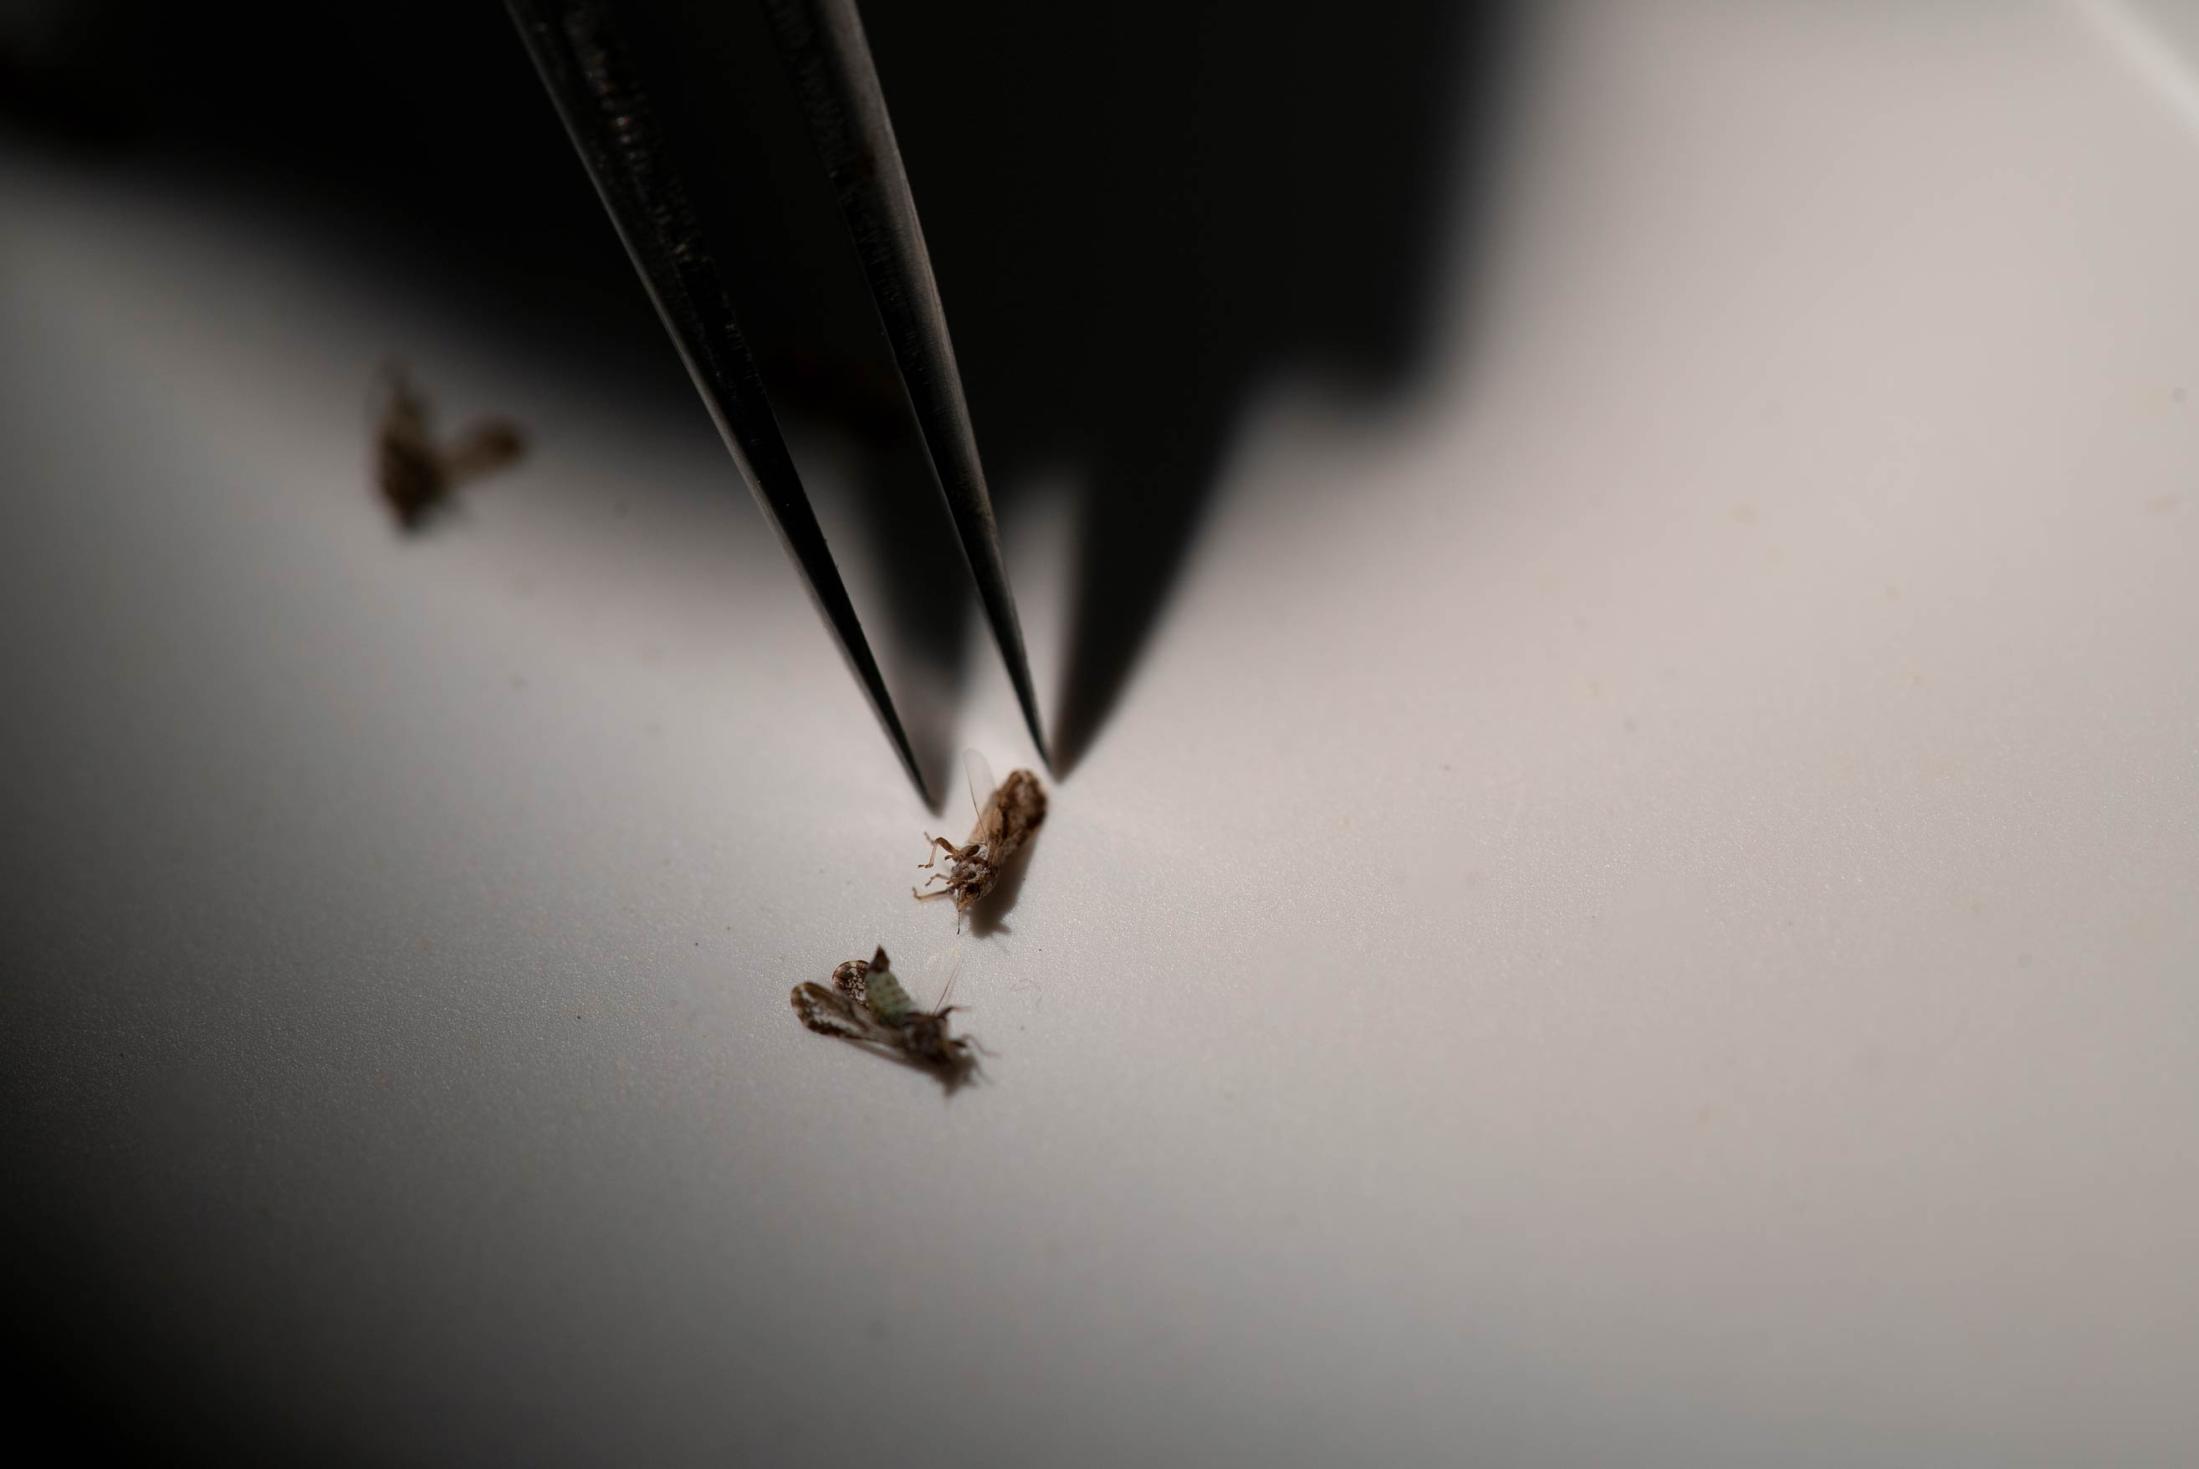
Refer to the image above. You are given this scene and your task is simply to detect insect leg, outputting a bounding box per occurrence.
[919,836,986,870]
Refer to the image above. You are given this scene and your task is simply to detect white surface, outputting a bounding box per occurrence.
[6,2,2198,1463]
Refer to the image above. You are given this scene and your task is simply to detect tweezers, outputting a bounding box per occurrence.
[505,0,1048,805]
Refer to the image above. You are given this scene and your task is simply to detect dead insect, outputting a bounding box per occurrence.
[915,752,1047,924]
[373,363,526,529]
[791,946,979,1085]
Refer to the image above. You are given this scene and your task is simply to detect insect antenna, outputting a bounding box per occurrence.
[926,950,963,1014]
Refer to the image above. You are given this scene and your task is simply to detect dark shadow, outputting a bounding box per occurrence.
[1,1152,324,1467]
[841,1037,980,1096]
[966,830,1039,939]
[861,1,1521,772]
[3,0,1516,786]
[1,2,701,444]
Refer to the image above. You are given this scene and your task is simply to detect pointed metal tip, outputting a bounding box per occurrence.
[509,0,940,807]
[1000,649,1053,778]
[902,762,936,807]
[762,0,1054,787]
[860,670,933,807]
[1022,712,1055,779]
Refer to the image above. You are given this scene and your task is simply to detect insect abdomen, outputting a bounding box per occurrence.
[865,968,916,1026]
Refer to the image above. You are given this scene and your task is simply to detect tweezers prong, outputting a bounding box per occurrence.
[506,0,932,805]
[762,0,1054,772]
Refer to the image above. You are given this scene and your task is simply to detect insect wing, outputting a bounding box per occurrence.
[831,957,871,1005]
[792,982,880,1042]
[963,748,999,824]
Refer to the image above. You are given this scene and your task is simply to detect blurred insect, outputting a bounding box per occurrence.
[790,946,979,1085]
[373,363,527,529]
[915,752,1047,925]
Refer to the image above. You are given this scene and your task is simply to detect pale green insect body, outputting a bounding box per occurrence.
[864,964,917,1027]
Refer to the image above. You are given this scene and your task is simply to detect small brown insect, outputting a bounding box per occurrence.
[373,363,526,529]
[791,946,978,1086]
[915,754,1047,924]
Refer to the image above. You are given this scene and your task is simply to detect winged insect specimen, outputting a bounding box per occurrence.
[791,946,978,1085]
[916,752,1046,925]
[373,364,525,529]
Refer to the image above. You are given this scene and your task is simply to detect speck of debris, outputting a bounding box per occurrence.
[2145,494,2180,514]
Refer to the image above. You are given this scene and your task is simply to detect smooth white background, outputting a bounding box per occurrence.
[6,2,2197,1463]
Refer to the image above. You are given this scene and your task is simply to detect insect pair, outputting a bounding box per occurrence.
[373,364,527,529]
[790,947,983,1087]
[791,756,1047,1084]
